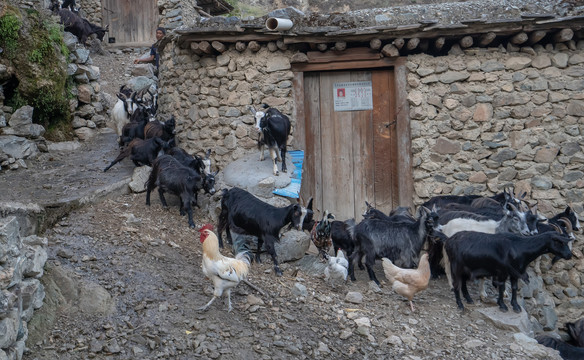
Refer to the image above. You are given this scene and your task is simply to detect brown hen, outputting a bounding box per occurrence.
[382,253,430,311]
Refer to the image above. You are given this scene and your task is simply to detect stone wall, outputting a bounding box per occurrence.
[0,217,48,360]
[157,0,200,30]
[158,43,296,163]
[406,44,584,329]
[77,0,102,24]
[158,39,584,329]
[407,46,584,214]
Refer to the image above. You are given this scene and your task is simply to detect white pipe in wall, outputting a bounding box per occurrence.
[265,18,294,31]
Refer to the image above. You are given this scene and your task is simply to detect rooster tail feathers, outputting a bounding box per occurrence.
[232,235,252,264]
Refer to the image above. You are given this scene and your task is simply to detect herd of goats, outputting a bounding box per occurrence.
[106,83,581,310]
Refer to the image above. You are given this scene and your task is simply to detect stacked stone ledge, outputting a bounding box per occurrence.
[0,217,48,360]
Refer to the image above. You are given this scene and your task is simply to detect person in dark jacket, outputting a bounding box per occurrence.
[134,27,166,70]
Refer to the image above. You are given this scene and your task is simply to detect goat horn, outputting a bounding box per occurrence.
[558,217,573,234]
[549,222,562,234]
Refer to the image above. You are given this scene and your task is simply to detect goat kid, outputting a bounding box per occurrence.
[144,115,176,141]
[349,207,441,285]
[217,187,304,276]
[166,146,217,206]
[446,231,572,313]
[103,137,172,172]
[145,155,203,228]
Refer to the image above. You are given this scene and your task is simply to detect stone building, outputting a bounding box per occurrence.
[155,0,584,331]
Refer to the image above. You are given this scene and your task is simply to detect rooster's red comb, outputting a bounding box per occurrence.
[199,224,214,232]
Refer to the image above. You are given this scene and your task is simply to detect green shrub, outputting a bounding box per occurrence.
[0,12,21,58]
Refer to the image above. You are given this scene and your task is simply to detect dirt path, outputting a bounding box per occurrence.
[24,192,555,360]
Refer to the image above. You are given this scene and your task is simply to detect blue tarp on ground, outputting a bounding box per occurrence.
[273,150,303,199]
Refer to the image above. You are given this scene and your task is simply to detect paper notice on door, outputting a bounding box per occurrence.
[333,81,373,112]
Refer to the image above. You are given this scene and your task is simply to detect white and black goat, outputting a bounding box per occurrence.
[249,104,291,176]
[446,230,572,313]
[217,187,304,276]
[349,207,442,285]
[538,205,581,236]
[112,85,137,136]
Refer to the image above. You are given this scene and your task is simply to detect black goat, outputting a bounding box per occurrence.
[349,207,440,285]
[446,231,572,313]
[550,206,581,232]
[217,187,304,276]
[50,0,77,12]
[301,197,315,232]
[423,187,521,210]
[145,155,203,228]
[103,137,171,172]
[567,318,584,347]
[166,146,217,205]
[536,335,584,360]
[166,146,205,173]
[251,105,291,176]
[363,201,416,224]
[119,106,150,147]
[144,115,176,141]
[56,9,108,45]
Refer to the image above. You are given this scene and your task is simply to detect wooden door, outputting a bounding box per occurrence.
[301,69,399,221]
[101,0,158,44]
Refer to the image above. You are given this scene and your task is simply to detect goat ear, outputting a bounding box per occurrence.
[248,106,256,115]
[566,205,573,214]
[205,149,211,158]
[306,197,313,210]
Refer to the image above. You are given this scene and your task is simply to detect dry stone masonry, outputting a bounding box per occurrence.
[0,217,48,360]
[157,23,584,331]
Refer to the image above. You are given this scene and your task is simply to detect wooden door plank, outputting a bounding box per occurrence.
[301,73,322,218]
[350,71,374,221]
[394,58,413,209]
[320,72,354,220]
[387,70,400,209]
[371,70,394,215]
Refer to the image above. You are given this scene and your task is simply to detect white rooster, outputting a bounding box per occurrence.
[324,249,349,288]
[198,224,251,312]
